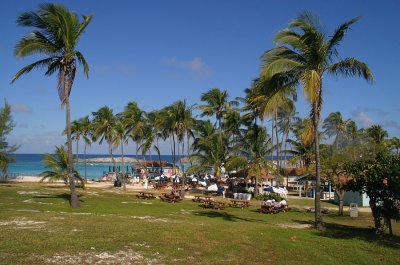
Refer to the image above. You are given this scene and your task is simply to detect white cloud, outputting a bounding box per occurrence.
[351,111,374,128]
[161,56,212,78]
[11,103,32,114]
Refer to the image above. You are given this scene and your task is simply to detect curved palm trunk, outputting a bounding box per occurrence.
[65,95,80,208]
[313,100,324,229]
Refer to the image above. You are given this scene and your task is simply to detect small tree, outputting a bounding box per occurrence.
[0,100,18,180]
[345,151,400,235]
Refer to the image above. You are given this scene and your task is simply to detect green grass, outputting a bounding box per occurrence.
[0,183,399,265]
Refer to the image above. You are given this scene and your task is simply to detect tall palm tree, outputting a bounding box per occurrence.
[40,145,84,188]
[122,102,146,160]
[191,120,228,179]
[200,88,238,132]
[366,125,388,145]
[92,106,117,176]
[322,112,348,148]
[79,116,92,180]
[260,12,373,228]
[114,119,129,190]
[12,4,93,208]
[241,124,273,197]
[70,119,83,165]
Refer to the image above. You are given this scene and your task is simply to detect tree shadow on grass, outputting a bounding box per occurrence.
[193,210,264,223]
[291,219,400,249]
[34,193,85,203]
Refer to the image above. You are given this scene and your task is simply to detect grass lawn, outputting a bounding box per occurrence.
[0,183,399,265]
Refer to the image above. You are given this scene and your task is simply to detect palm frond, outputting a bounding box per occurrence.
[328,57,374,83]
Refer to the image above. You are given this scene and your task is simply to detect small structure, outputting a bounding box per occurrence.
[334,191,370,207]
[296,174,334,200]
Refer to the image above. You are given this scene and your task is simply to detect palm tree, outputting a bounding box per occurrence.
[323,112,348,148]
[12,4,93,208]
[366,125,388,145]
[70,119,83,165]
[241,124,273,197]
[40,145,84,188]
[191,120,228,179]
[114,119,129,190]
[389,137,400,154]
[122,102,146,160]
[79,116,92,180]
[200,88,238,132]
[260,12,373,228]
[92,106,117,177]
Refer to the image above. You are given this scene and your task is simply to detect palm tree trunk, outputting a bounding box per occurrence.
[65,94,80,208]
[313,100,324,229]
[275,110,280,185]
[109,142,117,182]
[76,139,79,165]
[84,142,87,180]
[121,141,126,191]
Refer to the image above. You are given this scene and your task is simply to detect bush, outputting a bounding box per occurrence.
[255,193,284,202]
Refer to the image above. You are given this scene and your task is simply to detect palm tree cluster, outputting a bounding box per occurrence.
[12,3,389,231]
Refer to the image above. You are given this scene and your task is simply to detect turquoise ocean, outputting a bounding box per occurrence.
[8,154,176,180]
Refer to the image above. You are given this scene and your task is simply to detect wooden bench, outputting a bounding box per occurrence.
[192,196,213,203]
[229,200,250,208]
[136,192,156,199]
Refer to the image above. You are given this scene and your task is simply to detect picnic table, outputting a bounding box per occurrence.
[153,182,169,189]
[229,199,250,208]
[159,193,183,203]
[201,200,226,210]
[136,192,156,199]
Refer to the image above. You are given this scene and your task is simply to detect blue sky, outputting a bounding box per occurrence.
[1,0,399,154]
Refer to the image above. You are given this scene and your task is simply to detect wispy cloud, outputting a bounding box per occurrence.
[11,103,32,114]
[161,56,212,78]
[351,111,374,128]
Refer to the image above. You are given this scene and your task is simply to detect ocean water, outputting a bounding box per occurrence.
[7,154,289,180]
[8,154,176,180]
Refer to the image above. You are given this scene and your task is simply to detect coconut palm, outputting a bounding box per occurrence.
[366,125,388,145]
[12,4,93,207]
[323,112,348,148]
[200,88,238,132]
[92,106,117,175]
[260,12,373,228]
[191,120,228,179]
[114,119,129,190]
[240,124,273,197]
[79,116,92,180]
[70,119,83,165]
[122,102,146,159]
[40,145,84,188]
